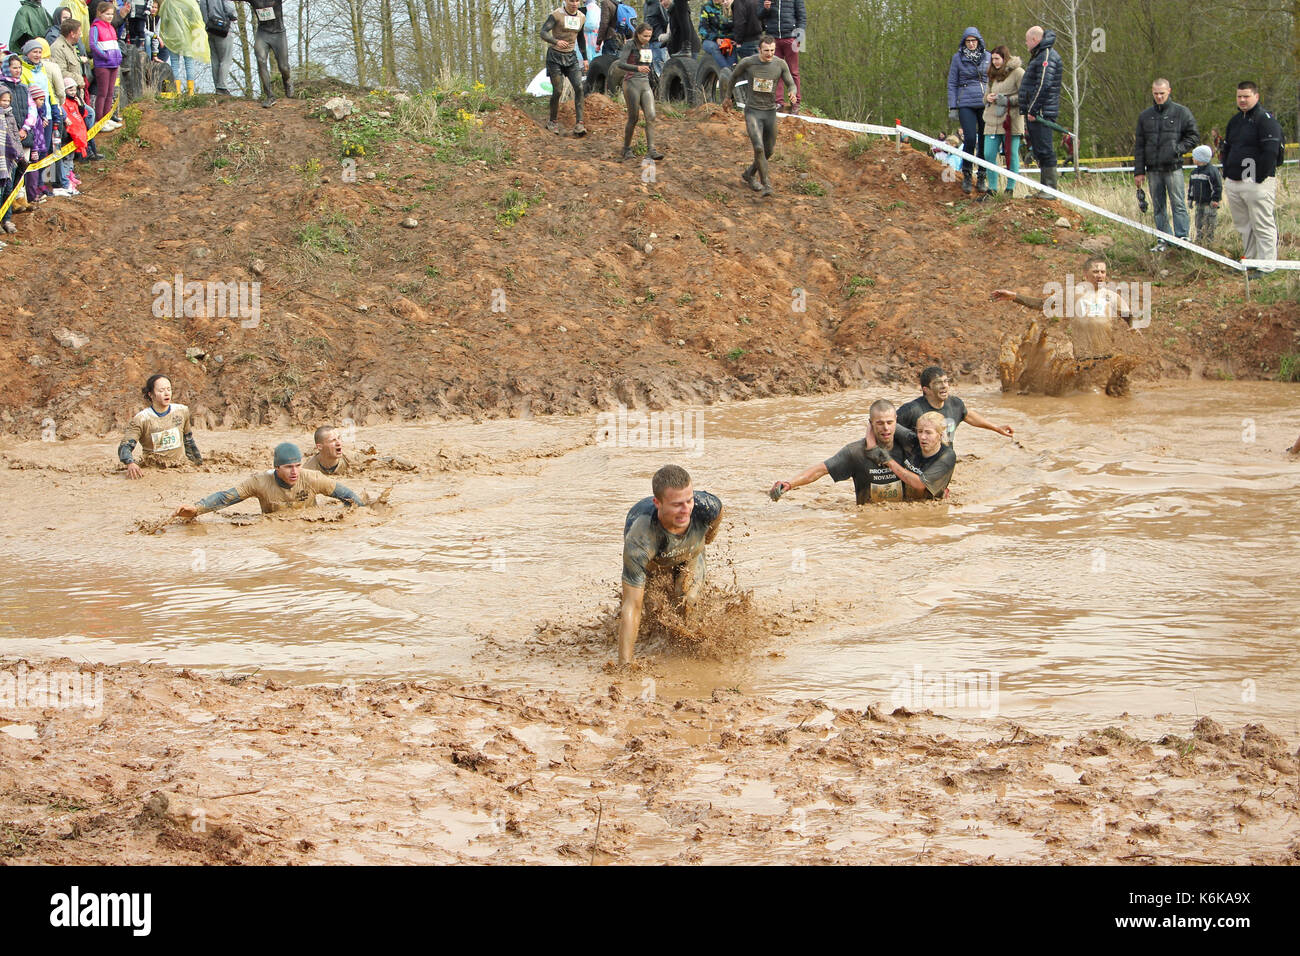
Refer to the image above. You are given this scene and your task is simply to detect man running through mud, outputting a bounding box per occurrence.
[119,374,203,478]
[896,367,1015,449]
[173,442,365,519]
[618,465,723,664]
[539,0,589,136]
[769,400,919,504]
[723,34,796,197]
[992,256,1142,395]
[303,425,352,476]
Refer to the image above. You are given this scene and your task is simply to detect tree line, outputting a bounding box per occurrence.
[219,0,1296,157]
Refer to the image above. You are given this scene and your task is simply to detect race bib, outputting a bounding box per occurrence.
[870,480,904,502]
[564,14,582,30]
[945,419,957,443]
[152,426,181,452]
[753,78,774,93]
[256,7,276,21]
[1085,297,1108,316]
[639,49,652,63]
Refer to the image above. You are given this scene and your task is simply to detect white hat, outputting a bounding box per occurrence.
[1192,145,1213,164]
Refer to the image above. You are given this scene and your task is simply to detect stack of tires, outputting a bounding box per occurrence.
[119,44,178,107]
[586,50,747,108]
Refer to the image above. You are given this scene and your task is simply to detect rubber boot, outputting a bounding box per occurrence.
[646,131,663,161]
[961,168,973,194]
[976,166,988,194]
[1041,164,1058,193]
[284,80,294,99]
[186,80,195,97]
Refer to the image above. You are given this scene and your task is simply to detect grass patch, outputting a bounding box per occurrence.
[796,179,826,196]
[845,275,876,297]
[328,80,510,168]
[496,187,544,227]
[846,134,873,158]
[1022,228,1052,245]
[1278,353,1300,382]
[291,157,323,186]
[726,347,746,362]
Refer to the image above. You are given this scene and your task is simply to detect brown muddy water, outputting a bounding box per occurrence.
[1,382,1297,741]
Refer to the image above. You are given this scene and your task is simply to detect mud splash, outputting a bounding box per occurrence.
[999,319,1140,396]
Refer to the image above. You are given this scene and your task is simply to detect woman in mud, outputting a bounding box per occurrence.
[118,374,202,478]
[608,22,665,161]
[992,256,1142,396]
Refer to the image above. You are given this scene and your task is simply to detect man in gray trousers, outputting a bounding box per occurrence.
[201,0,237,95]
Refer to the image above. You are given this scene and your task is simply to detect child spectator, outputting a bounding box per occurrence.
[24,84,50,203]
[1186,143,1222,246]
[0,87,21,236]
[60,76,87,190]
[88,1,121,130]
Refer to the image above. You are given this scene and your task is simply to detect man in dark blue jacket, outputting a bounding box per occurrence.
[761,0,804,112]
[1133,78,1198,250]
[1219,81,1285,273]
[1018,24,1062,192]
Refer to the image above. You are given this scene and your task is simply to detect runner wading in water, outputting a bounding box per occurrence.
[303,425,352,476]
[722,34,796,197]
[539,0,589,136]
[174,442,365,518]
[769,400,920,504]
[896,366,1015,448]
[119,374,203,478]
[608,22,663,160]
[617,465,723,664]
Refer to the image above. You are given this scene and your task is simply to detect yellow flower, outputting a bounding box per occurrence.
[472,82,485,92]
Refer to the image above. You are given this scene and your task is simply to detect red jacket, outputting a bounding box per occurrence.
[62,94,88,156]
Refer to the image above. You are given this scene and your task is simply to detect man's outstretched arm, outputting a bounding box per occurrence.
[770,462,828,498]
[965,409,1014,437]
[616,583,646,664]
[991,289,1043,310]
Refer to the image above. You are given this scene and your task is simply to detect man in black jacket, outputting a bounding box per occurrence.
[1220,81,1285,273]
[1019,24,1062,192]
[731,0,763,59]
[1134,78,1198,251]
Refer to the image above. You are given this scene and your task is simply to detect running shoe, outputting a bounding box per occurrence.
[573,123,587,137]
[546,120,559,133]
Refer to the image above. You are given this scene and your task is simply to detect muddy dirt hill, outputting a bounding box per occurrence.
[1,89,1295,439]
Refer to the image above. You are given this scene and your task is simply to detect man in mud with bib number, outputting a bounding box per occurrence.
[237,0,292,107]
[617,465,724,664]
[722,34,796,197]
[539,0,589,136]
[769,400,919,505]
[173,442,365,518]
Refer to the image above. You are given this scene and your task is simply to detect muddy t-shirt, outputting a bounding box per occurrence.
[730,55,795,112]
[896,395,968,447]
[1070,290,1125,358]
[303,452,352,477]
[124,404,193,461]
[904,444,958,499]
[622,491,722,588]
[230,469,340,514]
[544,8,588,67]
[824,426,919,504]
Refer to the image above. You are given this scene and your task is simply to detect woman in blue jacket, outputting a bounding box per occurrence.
[947,26,990,195]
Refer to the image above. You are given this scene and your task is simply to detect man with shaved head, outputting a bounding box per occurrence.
[1019,24,1063,193]
[1134,78,1199,251]
[769,399,921,504]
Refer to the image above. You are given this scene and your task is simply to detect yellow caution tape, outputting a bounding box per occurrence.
[0,98,119,222]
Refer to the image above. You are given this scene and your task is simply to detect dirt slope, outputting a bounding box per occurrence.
[0,93,1294,440]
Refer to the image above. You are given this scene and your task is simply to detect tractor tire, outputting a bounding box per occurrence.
[696,56,724,103]
[659,54,702,107]
[720,67,749,109]
[584,54,616,96]
[146,60,177,97]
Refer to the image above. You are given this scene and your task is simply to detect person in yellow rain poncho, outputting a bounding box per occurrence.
[158,0,210,95]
